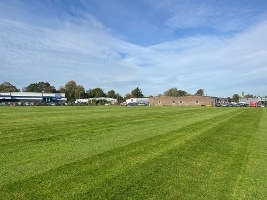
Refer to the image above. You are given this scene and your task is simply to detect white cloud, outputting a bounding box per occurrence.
[0,0,266,97]
[121,20,267,96]
[0,13,143,94]
[151,0,265,33]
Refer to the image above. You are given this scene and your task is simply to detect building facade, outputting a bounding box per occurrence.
[239,97,266,106]
[239,97,266,104]
[149,96,214,106]
[0,92,66,103]
[76,97,118,104]
[125,98,149,105]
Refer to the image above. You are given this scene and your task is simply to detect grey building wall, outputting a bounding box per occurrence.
[0,92,66,103]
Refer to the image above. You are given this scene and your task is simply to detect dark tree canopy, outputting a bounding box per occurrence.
[194,89,204,96]
[163,87,187,97]
[93,87,106,98]
[116,93,123,102]
[23,82,56,93]
[61,80,85,102]
[75,85,85,100]
[87,87,106,98]
[59,86,66,93]
[232,94,240,102]
[86,89,93,98]
[106,90,116,99]
[0,82,20,92]
[59,80,85,102]
[64,80,77,102]
[124,93,132,100]
[131,87,144,98]
[244,94,255,98]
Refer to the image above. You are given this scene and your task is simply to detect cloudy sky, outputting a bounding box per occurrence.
[1,0,267,97]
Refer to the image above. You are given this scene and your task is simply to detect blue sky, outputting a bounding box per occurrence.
[0,0,267,97]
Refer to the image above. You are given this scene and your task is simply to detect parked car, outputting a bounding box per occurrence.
[24,102,31,106]
[228,102,236,107]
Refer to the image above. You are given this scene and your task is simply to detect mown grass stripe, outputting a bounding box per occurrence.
[78,109,258,199]
[231,108,267,200]
[0,107,266,199]
[0,108,246,199]
[0,107,236,188]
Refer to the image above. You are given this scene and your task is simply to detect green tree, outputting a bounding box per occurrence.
[106,90,123,102]
[86,89,93,98]
[63,80,84,102]
[124,93,132,100]
[59,86,66,93]
[43,83,56,93]
[22,83,38,92]
[115,93,123,103]
[177,90,187,96]
[244,94,254,98]
[23,82,56,93]
[194,89,204,96]
[131,87,144,98]
[0,82,20,92]
[75,85,85,100]
[106,90,116,99]
[164,87,179,96]
[64,80,77,102]
[90,87,106,98]
[163,87,187,97]
[232,94,240,102]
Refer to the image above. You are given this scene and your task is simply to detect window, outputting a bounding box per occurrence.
[195,100,199,104]
[172,100,175,104]
[179,101,183,104]
[158,101,161,104]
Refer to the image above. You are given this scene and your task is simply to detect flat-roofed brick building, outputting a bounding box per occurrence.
[149,95,214,106]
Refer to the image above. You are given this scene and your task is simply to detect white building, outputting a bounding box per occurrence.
[87,97,118,104]
[239,97,266,104]
[75,97,118,104]
[125,98,149,105]
[0,92,66,103]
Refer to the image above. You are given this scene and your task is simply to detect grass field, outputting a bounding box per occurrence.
[0,106,266,199]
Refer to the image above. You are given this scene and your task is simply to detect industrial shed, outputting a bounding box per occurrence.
[0,92,66,103]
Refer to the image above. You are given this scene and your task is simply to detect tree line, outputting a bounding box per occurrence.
[162,87,204,96]
[0,81,144,102]
[1,81,263,102]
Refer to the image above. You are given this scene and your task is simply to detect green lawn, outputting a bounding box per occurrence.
[0,106,266,199]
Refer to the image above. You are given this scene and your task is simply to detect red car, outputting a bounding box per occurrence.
[249,102,257,107]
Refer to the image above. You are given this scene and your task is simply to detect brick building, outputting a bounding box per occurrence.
[149,95,214,106]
